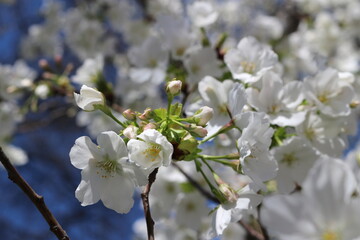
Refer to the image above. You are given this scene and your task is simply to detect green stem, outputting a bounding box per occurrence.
[199,153,239,160]
[274,134,283,146]
[171,119,188,128]
[199,120,235,144]
[194,160,216,190]
[97,105,126,128]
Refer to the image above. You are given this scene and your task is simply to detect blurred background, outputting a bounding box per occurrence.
[0,0,143,239]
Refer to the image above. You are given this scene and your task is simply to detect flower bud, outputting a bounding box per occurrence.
[123,125,138,139]
[74,85,105,111]
[39,59,50,70]
[139,108,152,120]
[166,79,182,96]
[122,109,136,121]
[193,106,213,126]
[34,84,50,99]
[143,123,156,130]
[214,174,238,205]
[191,125,208,138]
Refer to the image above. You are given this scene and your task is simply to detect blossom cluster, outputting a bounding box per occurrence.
[1,0,360,239]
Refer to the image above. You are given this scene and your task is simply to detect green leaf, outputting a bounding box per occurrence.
[152,108,167,122]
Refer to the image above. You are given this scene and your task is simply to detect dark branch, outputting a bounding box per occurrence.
[141,168,159,240]
[239,220,266,240]
[0,146,70,240]
[172,162,219,203]
[172,162,267,240]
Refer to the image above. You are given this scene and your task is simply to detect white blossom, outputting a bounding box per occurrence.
[72,55,104,87]
[272,136,319,193]
[304,68,354,117]
[236,112,278,189]
[74,85,105,111]
[261,156,360,240]
[188,2,219,27]
[224,36,278,83]
[127,129,173,171]
[69,131,146,213]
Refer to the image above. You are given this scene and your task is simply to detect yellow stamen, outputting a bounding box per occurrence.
[143,142,161,162]
[240,61,256,74]
[95,155,120,178]
[322,230,340,240]
[281,153,297,167]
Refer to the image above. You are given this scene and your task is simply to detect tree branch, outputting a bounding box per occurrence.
[239,220,266,240]
[172,162,219,203]
[0,146,70,240]
[141,168,159,240]
[172,162,267,240]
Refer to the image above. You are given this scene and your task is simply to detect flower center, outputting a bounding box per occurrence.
[318,94,329,103]
[176,47,185,56]
[305,127,315,140]
[148,59,157,68]
[185,202,195,212]
[240,61,256,74]
[96,155,120,178]
[191,64,200,74]
[143,142,162,162]
[322,230,340,240]
[281,153,297,167]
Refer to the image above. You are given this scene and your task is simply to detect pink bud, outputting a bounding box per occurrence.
[143,123,156,130]
[191,126,208,138]
[122,109,136,121]
[123,125,138,139]
[139,108,152,120]
[166,79,182,95]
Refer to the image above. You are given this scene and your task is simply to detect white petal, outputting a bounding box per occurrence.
[100,174,135,214]
[97,131,127,160]
[75,166,101,206]
[70,136,98,169]
[212,205,232,236]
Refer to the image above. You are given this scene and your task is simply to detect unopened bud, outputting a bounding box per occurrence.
[214,174,238,205]
[143,123,156,130]
[39,59,50,70]
[122,109,136,121]
[191,125,208,138]
[139,108,152,120]
[20,78,33,88]
[123,125,138,139]
[193,106,213,126]
[54,55,63,65]
[166,79,182,96]
[34,84,50,99]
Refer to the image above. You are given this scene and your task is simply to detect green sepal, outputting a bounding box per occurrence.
[152,108,167,122]
[169,102,183,117]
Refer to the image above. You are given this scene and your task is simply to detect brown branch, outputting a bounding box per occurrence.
[0,146,70,240]
[172,162,267,240]
[239,220,265,240]
[141,168,159,240]
[172,162,219,203]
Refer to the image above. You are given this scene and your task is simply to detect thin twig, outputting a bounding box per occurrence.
[141,168,159,240]
[172,162,267,240]
[239,220,265,240]
[0,146,70,240]
[172,162,219,203]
